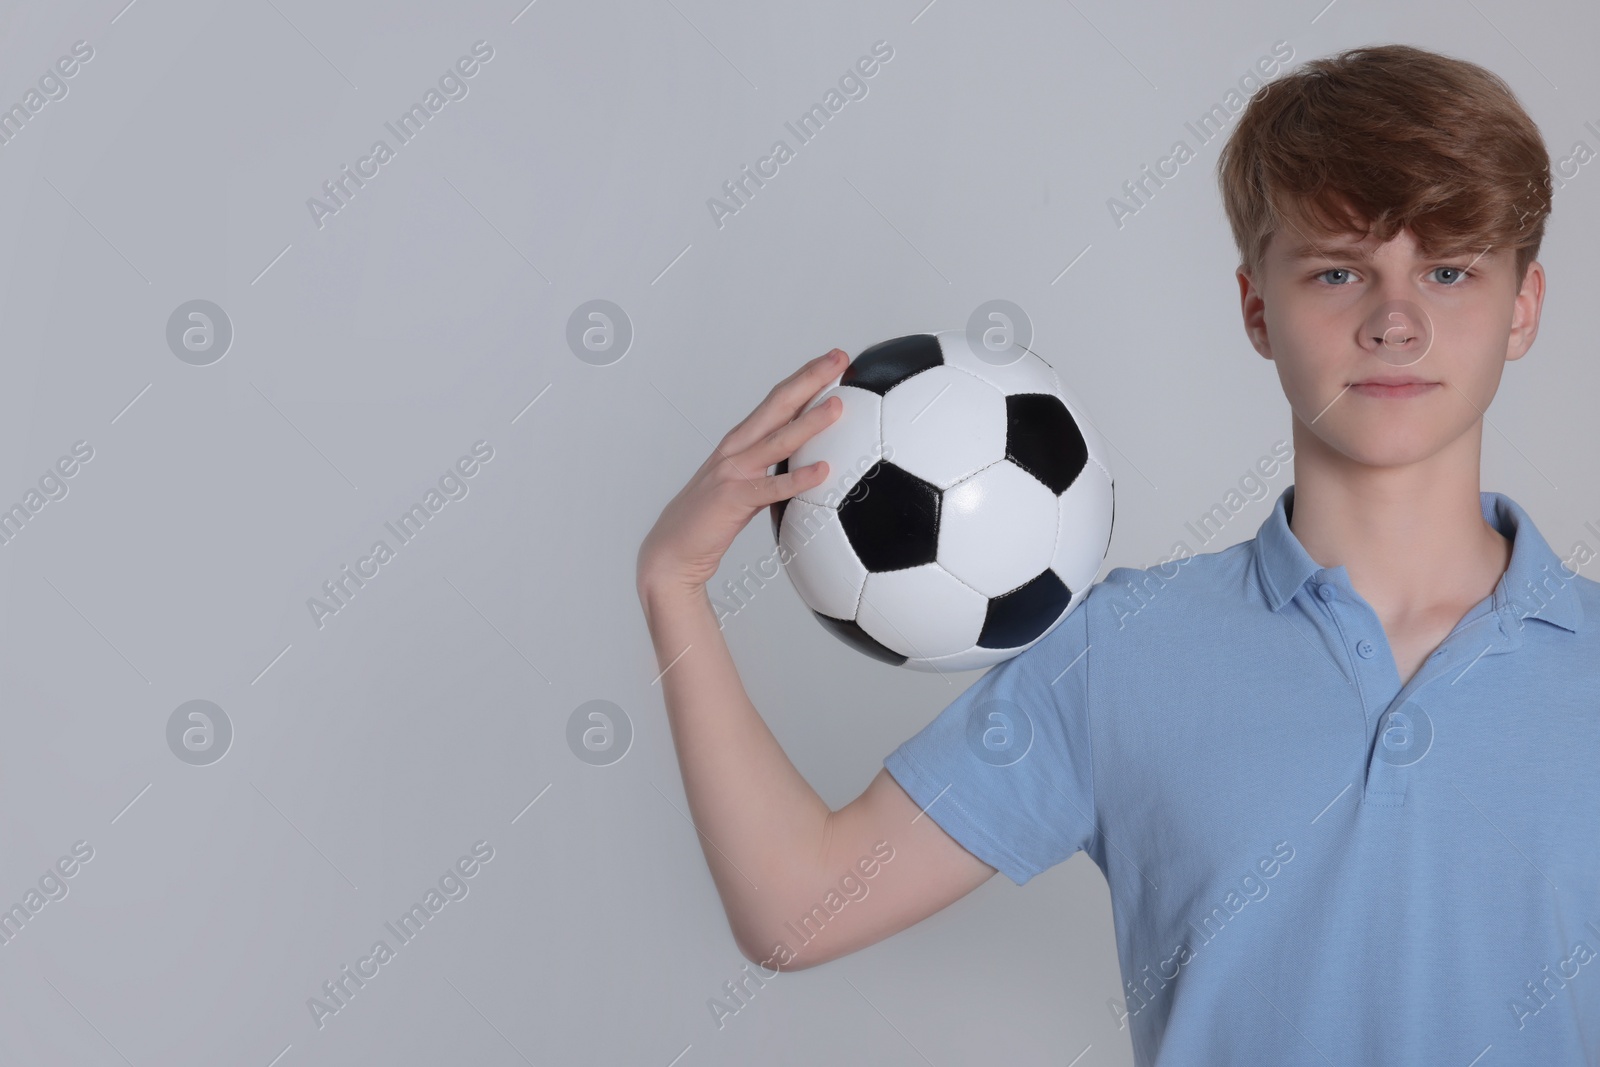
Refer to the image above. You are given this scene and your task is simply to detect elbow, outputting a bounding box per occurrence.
[731,921,766,969]
[736,927,815,973]
[735,930,775,969]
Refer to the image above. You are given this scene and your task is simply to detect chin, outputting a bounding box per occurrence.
[1337,438,1448,469]
[1310,421,1449,469]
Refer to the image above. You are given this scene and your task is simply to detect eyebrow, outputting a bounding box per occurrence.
[1284,241,1495,263]
[1285,242,1367,261]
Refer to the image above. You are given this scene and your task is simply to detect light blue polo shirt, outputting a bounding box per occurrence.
[884,484,1600,1065]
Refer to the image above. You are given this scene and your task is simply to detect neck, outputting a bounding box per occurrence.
[1286,418,1511,619]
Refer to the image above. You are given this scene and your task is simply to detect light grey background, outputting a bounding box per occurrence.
[0,0,1595,1064]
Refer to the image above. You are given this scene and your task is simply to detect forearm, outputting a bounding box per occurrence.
[637,575,831,958]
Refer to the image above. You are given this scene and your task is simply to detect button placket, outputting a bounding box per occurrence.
[1362,609,1514,803]
[1364,698,1428,803]
[1363,633,1450,804]
[1311,576,1415,804]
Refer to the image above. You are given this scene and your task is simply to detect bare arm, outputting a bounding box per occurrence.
[637,349,996,970]
[746,766,996,971]
[638,577,997,969]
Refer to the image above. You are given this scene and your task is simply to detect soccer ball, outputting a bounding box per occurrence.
[767,332,1115,672]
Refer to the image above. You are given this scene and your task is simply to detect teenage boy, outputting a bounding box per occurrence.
[637,43,1597,1064]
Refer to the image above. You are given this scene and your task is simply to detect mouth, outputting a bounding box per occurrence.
[1349,378,1440,398]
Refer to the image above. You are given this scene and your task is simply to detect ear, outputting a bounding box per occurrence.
[1238,266,1273,361]
[1505,259,1544,363]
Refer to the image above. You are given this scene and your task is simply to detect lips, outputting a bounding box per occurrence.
[1351,376,1434,386]
[1349,380,1440,399]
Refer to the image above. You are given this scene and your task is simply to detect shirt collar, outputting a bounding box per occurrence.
[1253,483,1583,634]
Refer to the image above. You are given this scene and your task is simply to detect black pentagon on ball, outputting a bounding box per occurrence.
[1005,393,1089,495]
[839,334,944,396]
[977,569,1073,649]
[837,461,940,571]
[812,611,908,666]
[768,457,789,540]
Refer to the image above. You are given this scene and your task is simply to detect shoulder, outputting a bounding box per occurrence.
[1569,566,1600,598]
[1565,567,1600,628]
[1081,536,1256,634]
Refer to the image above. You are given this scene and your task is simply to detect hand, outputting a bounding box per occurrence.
[637,349,848,595]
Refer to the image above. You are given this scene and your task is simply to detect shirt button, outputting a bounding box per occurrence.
[1317,583,1337,602]
[1357,639,1375,658]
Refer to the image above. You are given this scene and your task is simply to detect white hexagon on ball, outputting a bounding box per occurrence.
[1052,461,1115,595]
[938,461,1059,597]
[779,498,867,621]
[939,337,1061,398]
[855,563,987,660]
[790,385,883,507]
[880,365,1006,490]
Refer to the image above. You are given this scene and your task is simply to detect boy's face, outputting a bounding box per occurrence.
[1237,220,1544,469]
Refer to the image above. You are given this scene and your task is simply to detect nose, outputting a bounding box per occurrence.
[1360,298,1433,366]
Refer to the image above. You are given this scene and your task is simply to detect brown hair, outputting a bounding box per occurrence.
[1216,44,1552,286]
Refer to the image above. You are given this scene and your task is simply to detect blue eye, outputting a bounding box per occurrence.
[1315,268,1354,285]
[1431,266,1470,285]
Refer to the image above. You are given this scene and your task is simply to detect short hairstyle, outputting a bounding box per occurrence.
[1216,43,1553,286]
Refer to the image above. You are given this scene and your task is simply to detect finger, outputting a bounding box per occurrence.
[744,348,844,435]
[746,458,829,509]
[722,349,845,455]
[741,392,841,470]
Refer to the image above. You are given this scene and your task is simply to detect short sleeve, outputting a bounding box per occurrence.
[883,597,1096,886]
